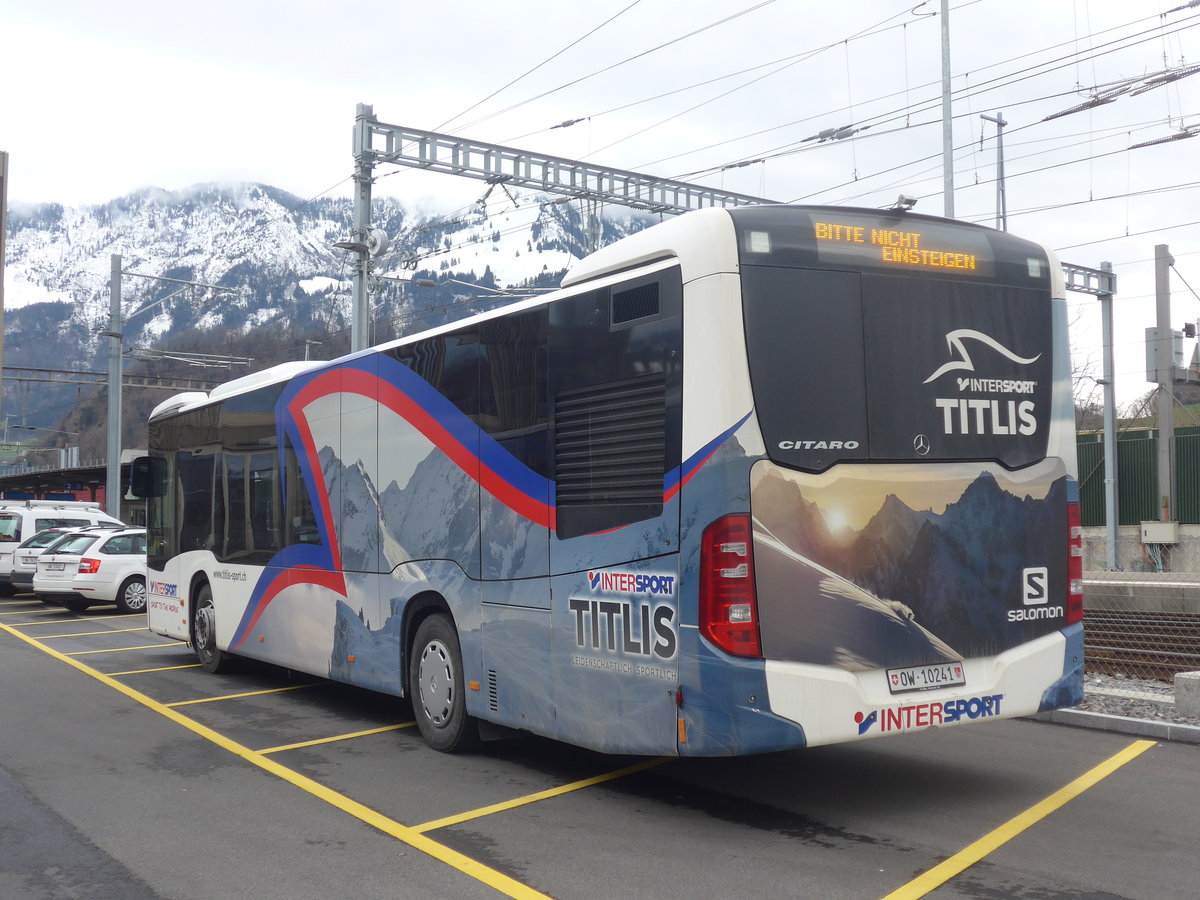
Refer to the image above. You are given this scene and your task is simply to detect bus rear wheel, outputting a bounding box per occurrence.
[193,584,234,674]
[409,614,479,753]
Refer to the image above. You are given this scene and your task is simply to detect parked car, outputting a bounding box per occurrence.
[0,501,125,593]
[34,528,147,613]
[11,525,127,596]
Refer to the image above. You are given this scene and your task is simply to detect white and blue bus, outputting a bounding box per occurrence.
[136,204,1084,755]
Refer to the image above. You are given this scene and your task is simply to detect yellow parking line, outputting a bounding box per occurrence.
[413,758,667,834]
[1,613,144,625]
[880,738,1157,900]
[38,627,151,638]
[66,643,177,655]
[258,723,416,754]
[109,663,201,676]
[165,683,321,707]
[0,619,551,900]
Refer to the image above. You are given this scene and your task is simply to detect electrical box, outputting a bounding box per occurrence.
[1141,521,1179,544]
[1145,327,1185,382]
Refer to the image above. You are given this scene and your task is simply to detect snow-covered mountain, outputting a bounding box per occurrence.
[2,182,653,439]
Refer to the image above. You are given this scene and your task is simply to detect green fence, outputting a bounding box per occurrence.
[1077,426,1200,525]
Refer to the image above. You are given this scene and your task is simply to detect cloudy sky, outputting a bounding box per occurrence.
[3,0,1199,405]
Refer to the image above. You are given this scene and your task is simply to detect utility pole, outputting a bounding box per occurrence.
[106,254,122,518]
[1099,261,1118,568]
[0,151,8,431]
[941,0,954,218]
[349,103,374,354]
[1154,244,1176,522]
[981,112,1007,231]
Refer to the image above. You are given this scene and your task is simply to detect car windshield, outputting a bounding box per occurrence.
[44,534,99,555]
[20,530,71,550]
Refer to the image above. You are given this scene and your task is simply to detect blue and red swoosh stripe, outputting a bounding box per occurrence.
[230,356,748,649]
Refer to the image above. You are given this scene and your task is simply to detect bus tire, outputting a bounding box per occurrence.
[193,584,234,674]
[409,614,479,753]
[115,576,147,614]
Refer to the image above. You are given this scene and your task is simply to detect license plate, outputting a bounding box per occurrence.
[886,661,966,694]
[46,563,65,572]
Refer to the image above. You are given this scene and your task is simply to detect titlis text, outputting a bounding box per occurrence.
[934,398,1036,436]
[568,597,678,660]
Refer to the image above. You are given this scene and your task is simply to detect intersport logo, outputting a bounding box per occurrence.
[924,329,1041,384]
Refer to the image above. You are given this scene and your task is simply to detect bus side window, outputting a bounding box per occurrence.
[549,268,683,539]
[479,309,550,476]
[177,452,215,552]
[283,437,319,545]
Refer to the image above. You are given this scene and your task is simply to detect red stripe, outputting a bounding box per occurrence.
[290,369,556,529]
[238,566,348,645]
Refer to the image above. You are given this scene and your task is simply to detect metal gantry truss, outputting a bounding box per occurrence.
[355,115,773,215]
[343,103,776,352]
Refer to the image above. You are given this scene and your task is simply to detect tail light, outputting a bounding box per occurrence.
[700,514,761,657]
[1066,502,1084,624]
[78,558,101,575]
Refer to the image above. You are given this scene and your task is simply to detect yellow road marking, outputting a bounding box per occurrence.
[414,758,666,834]
[37,627,151,638]
[1,613,146,625]
[258,723,416,754]
[880,738,1157,900]
[0,619,552,900]
[166,683,321,706]
[66,643,178,655]
[108,663,202,676]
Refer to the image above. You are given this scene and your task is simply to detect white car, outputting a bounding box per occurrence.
[11,525,127,596]
[0,501,125,593]
[34,528,147,614]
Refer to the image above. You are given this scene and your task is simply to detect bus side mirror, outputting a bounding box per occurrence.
[129,456,167,499]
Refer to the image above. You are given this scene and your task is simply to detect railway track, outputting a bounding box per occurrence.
[1083,609,1200,681]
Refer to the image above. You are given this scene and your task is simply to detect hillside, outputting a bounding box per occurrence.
[3,183,653,459]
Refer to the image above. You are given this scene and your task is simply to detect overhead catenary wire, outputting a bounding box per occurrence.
[666,12,1200,188]
[449,0,782,134]
[434,0,646,134]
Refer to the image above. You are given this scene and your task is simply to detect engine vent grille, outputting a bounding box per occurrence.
[554,375,665,538]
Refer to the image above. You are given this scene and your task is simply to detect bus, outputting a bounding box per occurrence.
[135,204,1084,756]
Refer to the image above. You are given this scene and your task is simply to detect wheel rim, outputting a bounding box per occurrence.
[417,639,455,728]
[195,602,216,658]
[124,580,147,612]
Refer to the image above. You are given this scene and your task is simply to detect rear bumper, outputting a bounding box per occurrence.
[762,628,1079,748]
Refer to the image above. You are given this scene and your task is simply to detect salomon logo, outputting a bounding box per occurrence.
[1022,567,1048,605]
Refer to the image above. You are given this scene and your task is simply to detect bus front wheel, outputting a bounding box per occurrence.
[193,584,234,674]
[409,614,479,753]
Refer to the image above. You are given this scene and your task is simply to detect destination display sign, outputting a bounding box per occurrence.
[809,213,996,277]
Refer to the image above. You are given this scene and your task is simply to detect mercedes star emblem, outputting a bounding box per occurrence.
[913,434,931,456]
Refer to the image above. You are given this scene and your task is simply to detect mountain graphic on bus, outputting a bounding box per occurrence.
[752,463,1068,668]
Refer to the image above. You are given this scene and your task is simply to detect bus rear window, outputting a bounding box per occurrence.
[742,266,1054,471]
[0,515,18,541]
